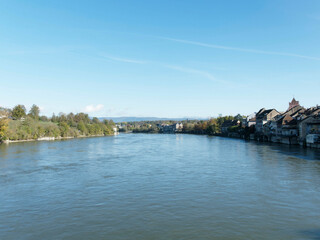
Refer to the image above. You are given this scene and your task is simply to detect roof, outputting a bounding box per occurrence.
[276,114,297,126]
[296,107,320,121]
[256,108,278,119]
[290,98,299,104]
[256,108,266,116]
[282,105,304,115]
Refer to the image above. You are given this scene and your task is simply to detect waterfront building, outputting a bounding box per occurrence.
[161,123,183,133]
[298,110,320,146]
[243,113,256,127]
[255,108,280,133]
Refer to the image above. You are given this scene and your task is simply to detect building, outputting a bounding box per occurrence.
[174,123,183,131]
[255,108,280,133]
[113,127,119,135]
[227,99,320,148]
[298,114,320,145]
[247,117,256,127]
[243,113,256,127]
[288,98,300,111]
[274,114,298,144]
[161,123,183,133]
[261,105,304,144]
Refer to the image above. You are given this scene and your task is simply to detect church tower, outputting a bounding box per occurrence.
[288,98,300,111]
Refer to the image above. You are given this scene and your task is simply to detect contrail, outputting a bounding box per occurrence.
[164,65,229,85]
[161,37,320,61]
[101,54,147,64]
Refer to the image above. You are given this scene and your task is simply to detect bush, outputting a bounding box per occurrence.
[3,106,115,141]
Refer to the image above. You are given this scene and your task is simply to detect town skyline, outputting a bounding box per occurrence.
[0,97,313,120]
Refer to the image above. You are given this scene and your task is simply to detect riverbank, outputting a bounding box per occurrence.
[1,133,118,144]
[212,133,320,149]
[0,108,117,144]
[129,130,320,149]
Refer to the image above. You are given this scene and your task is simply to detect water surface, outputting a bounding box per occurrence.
[1,134,320,240]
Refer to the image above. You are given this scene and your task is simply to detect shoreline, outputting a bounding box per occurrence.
[125,131,320,149]
[1,133,118,144]
[2,132,319,149]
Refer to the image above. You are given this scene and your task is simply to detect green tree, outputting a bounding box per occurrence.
[59,122,69,137]
[29,104,40,120]
[45,125,61,137]
[58,113,67,122]
[39,116,49,122]
[74,113,90,123]
[0,118,9,141]
[51,113,57,122]
[12,105,26,120]
[234,114,243,121]
[77,120,87,135]
[92,117,100,124]
[207,124,217,135]
[0,107,11,118]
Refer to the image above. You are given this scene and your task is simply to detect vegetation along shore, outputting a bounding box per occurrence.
[1,98,320,149]
[0,104,116,143]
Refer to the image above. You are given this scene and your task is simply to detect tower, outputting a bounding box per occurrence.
[288,98,300,111]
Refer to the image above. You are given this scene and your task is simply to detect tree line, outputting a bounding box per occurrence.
[0,104,115,142]
[119,114,247,135]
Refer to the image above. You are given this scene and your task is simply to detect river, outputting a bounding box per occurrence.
[1,134,320,240]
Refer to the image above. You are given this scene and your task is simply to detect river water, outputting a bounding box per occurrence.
[1,134,320,240]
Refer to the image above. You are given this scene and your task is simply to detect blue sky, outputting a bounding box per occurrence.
[0,0,319,118]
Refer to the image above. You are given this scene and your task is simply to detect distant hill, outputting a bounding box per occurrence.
[99,117,207,123]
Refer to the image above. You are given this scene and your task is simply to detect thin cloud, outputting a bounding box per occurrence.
[4,45,85,56]
[101,55,146,64]
[164,65,228,84]
[161,37,320,61]
[84,104,104,113]
[90,53,229,84]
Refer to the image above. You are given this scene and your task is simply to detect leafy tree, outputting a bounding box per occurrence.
[0,107,11,118]
[12,105,26,120]
[34,126,45,139]
[77,120,87,135]
[44,125,60,137]
[59,122,69,137]
[58,113,67,122]
[108,119,115,126]
[0,118,9,141]
[39,116,49,122]
[207,124,217,135]
[234,114,243,121]
[67,113,75,121]
[29,104,40,120]
[74,113,90,123]
[51,113,57,122]
[92,117,100,124]
[1,104,116,141]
